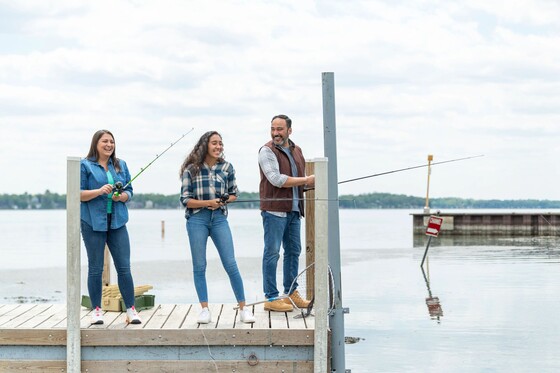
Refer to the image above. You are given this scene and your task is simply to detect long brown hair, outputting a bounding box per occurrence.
[86,129,121,172]
[179,131,223,178]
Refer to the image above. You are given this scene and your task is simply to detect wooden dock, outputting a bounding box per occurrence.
[15,157,331,372]
[0,303,316,372]
[412,212,560,236]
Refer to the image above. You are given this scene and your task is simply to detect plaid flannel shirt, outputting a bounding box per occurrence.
[180,160,238,218]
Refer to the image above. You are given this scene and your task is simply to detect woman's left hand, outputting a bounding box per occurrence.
[112,193,127,202]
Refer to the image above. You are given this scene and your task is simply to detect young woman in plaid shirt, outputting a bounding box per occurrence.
[179,131,255,324]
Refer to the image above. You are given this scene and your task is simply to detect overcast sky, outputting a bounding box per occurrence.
[1,1,559,200]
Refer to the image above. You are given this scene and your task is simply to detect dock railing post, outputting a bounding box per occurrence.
[305,161,316,300]
[66,157,81,373]
[313,158,329,373]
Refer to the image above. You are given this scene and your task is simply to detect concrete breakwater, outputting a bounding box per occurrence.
[412,212,560,236]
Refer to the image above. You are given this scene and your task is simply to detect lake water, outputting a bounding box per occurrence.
[1,208,560,372]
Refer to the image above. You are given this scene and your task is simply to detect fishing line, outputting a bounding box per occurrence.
[232,154,484,203]
[338,154,484,185]
[114,128,194,195]
[230,197,343,203]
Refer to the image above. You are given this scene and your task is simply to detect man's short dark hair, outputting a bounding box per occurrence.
[271,114,292,128]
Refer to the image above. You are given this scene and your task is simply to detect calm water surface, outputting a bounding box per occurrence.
[1,209,559,372]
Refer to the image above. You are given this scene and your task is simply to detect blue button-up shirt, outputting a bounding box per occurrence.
[80,157,133,231]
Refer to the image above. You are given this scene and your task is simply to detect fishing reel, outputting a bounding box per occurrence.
[219,194,230,204]
[112,181,124,195]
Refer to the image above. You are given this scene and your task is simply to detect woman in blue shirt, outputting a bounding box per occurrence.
[80,129,141,325]
[179,131,255,324]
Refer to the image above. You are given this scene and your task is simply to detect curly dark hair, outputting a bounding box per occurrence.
[85,129,121,172]
[179,131,223,178]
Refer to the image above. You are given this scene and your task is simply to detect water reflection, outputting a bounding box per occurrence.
[413,233,560,249]
[413,233,560,266]
[421,264,443,323]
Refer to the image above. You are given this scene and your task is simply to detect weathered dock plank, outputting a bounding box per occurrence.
[270,309,289,329]
[180,303,201,329]
[0,304,36,327]
[143,303,173,329]
[0,304,49,328]
[17,304,66,329]
[252,306,270,329]
[0,359,314,372]
[162,304,191,329]
[220,302,238,328]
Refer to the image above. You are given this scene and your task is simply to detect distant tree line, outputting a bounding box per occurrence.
[2,191,560,210]
[0,190,66,210]
[337,193,560,209]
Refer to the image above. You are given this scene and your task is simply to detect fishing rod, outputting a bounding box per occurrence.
[114,128,194,195]
[338,154,484,185]
[232,154,484,203]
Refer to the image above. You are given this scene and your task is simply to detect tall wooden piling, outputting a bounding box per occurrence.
[305,161,316,300]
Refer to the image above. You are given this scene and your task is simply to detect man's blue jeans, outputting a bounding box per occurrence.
[186,209,245,303]
[261,211,302,299]
[81,220,136,309]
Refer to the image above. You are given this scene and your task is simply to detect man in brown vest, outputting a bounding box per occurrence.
[258,114,315,312]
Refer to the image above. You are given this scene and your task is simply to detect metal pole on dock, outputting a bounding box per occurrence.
[66,157,81,373]
[322,72,346,372]
[420,236,433,268]
[313,158,329,373]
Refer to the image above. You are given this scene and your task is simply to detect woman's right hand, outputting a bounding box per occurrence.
[98,184,113,196]
[207,198,221,210]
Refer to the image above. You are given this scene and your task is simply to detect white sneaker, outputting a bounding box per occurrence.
[126,306,142,324]
[197,307,211,324]
[240,308,256,324]
[91,306,104,325]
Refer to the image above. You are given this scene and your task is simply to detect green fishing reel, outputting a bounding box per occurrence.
[112,181,124,196]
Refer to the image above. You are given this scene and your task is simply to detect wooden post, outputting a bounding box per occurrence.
[304,161,315,300]
[161,220,165,238]
[424,154,433,214]
[66,157,81,373]
[313,158,329,373]
[102,245,111,286]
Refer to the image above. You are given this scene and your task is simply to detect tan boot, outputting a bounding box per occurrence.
[264,299,293,312]
[284,290,310,308]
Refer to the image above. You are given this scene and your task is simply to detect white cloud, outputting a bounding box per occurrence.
[1,0,559,199]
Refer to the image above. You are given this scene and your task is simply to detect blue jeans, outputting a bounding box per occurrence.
[81,219,136,309]
[261,211,302,299]
[186,209,245,303]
